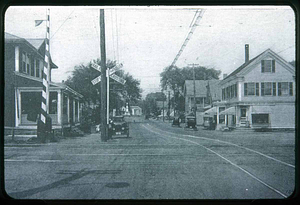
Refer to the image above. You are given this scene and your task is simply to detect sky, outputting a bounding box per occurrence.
[5,6,295,98]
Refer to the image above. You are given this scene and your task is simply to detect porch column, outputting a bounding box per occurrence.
[236,105,239,127]
[73,99,76,123]
[77,100,80,122]
[67,96,70,123]
[15,88,20,126]
[216,106,219,125]
[15,46,20,72]
[249,105,252,127]
[57,90,62,125]
[238,82,242,101]
[225,114,227,126]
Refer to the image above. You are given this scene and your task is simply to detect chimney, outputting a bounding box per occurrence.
[223,74,227,79]
[245,44,249,63]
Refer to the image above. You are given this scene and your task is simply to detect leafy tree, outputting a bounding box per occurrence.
[160,65,221,93]
[144,92,166,116]
[65,58,142,118]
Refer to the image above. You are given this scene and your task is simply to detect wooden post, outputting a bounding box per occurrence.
[100,9,108,142]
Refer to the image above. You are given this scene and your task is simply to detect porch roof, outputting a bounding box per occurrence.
[204,106,217,115]
[219,107,236,115]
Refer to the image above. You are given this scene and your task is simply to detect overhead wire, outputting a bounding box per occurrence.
[170,9,206,68]
[50,10,75,39]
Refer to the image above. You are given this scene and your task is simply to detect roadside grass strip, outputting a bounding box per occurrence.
[146,124,295,168]
[142,124,288,198]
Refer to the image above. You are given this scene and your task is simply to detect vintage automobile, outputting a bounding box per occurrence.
[108,116,129,138]
[172,116,181,127]
[185,115,198,130]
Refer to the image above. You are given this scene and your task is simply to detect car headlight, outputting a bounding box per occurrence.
[113,128,115,130]
[122,127,125,130]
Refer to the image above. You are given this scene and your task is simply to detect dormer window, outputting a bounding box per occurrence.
[261,60,275,73]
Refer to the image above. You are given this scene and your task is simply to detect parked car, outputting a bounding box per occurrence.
[185,115,197,130]
[108,116,129,138]
[172,116,181,127]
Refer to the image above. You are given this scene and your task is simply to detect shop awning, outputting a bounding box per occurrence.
[219,107,236,115]
[204,107,217,115]
[251,106,272,114]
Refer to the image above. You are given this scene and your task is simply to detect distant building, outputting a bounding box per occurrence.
[183,79,221,124]
[4,32,83,136]
[213,45,295,130]
[131,106,142,116]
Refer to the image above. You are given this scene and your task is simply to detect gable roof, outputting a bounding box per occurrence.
[184,79,221,101]
[224,48,295,80]
[5,32,58,69]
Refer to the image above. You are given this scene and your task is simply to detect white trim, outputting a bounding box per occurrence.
[57,90,62,125]
[15,46,19,72]
[238,82,242,101]
[67,96,70,123]
[73,99,76,123]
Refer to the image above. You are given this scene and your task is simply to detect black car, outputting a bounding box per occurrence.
[108,116,129,138]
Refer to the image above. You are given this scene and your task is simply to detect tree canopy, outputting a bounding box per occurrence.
[65,59,142,113]
[160,65,221,93]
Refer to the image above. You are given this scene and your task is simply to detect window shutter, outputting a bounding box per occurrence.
[256,83,259,96]
[244,83,247,96]
[273,82,276,96]
[289,82,293,96]
[272,60,275,73]
[261,60,265,73]
[261,83,265,96]
[278,83,281,96]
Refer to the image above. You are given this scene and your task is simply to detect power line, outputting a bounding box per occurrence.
[50,10,75,39]
[170,9,206,68]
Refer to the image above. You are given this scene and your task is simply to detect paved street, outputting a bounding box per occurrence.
[4,117,295,199]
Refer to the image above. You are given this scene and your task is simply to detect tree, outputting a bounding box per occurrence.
[160,65,221,94]
[160,65,221,113]
[144,92,167,116]
[65,58,142,117]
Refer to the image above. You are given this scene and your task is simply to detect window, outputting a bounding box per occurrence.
[222,88,225,100]
[26,54,30,74]
[278,82,293,96]
[252,114,269,124]
[289,82,293,96]
[255,83,259,96]
[261,82,273,96]
[49,92,57,114]
[261,60,275,73]
[244,83,255,96]
[36,59,40,78]
[30,58,35,76]
[22,53,26,73]
[234,84,237,97]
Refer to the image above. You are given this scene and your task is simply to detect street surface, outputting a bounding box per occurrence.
[4,116,295,199]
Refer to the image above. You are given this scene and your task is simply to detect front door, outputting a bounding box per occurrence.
[241,108,247,118]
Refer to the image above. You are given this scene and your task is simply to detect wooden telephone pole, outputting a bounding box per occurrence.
[100,9,108,142]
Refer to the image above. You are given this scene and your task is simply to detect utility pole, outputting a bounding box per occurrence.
[100,9,107,142]
[188,63,199,116]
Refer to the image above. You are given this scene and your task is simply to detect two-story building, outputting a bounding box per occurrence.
[214,44,295,130]
[184,79,221,125]
[4,32,84,136]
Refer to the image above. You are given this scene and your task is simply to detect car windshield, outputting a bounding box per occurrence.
[113,117,124,122]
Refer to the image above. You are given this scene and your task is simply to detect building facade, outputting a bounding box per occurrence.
[184,79,221,125]
[4,32,83,135]
[214,45,295,129]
